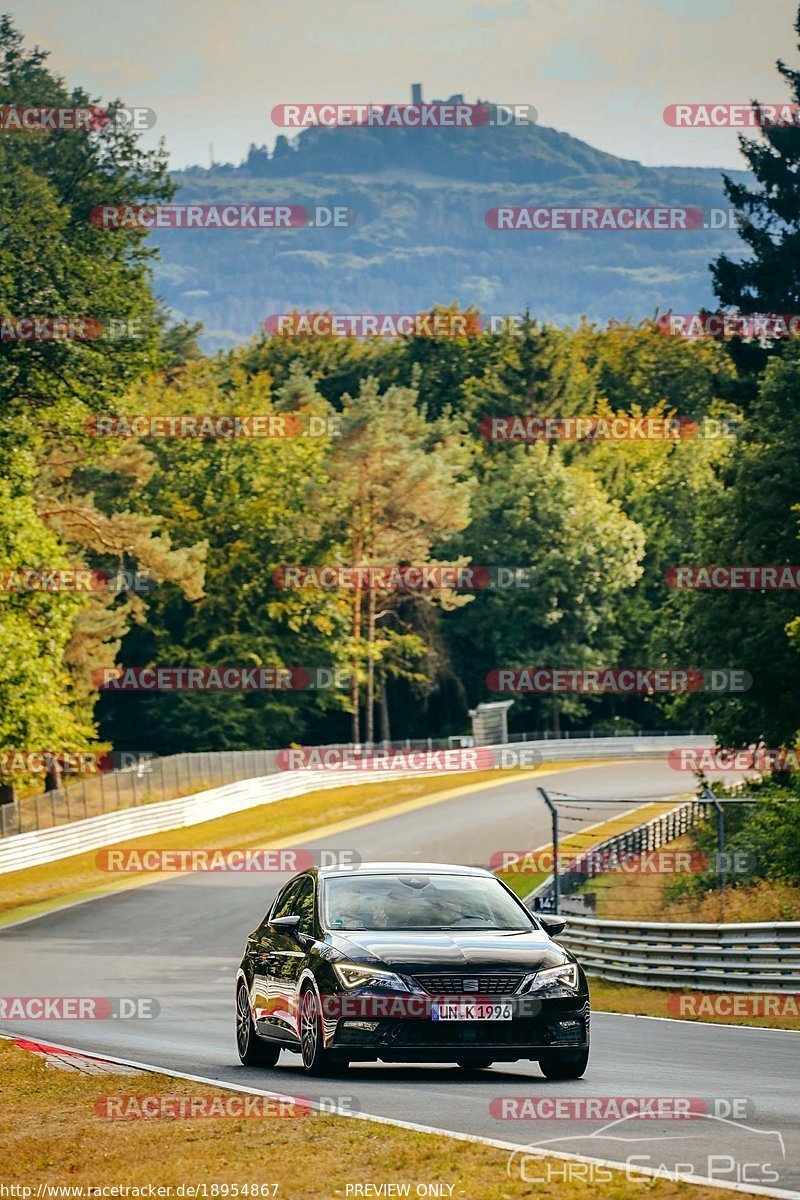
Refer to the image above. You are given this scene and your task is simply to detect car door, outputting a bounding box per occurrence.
[251,879,302,1037]
[264,874,316,1041]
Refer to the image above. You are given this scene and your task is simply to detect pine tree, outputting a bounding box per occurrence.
[712,6,800,314]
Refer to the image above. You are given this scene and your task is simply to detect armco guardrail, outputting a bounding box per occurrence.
[0,730,702,838]
[525,798,800,993]
[0,735,709,875]
[0,765,441,877]
[495,735,707,762]
[558,917,800,993]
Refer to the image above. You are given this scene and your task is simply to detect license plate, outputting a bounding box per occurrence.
[431,1001,513,1021]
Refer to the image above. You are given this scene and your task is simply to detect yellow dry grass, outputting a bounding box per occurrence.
[0,1040,758,1200]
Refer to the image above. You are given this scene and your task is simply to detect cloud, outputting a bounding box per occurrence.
[133,52,207,99]
[606,84,665,116]
[538,39,610,82]
[469,0,529,19]
[648,0,736,20]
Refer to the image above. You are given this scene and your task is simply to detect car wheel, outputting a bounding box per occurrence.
[538,1046,589,1080]
[236,982,281,1067]
[300,986,348,1075]
[456,1058,493,1070]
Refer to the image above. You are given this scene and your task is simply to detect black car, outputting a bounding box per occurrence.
[235,861,590,1076]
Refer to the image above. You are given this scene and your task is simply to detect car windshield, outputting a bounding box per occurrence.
[322,873,534,931]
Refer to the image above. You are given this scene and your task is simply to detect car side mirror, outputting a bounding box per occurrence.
[269,914,302,936]
[538,914,567,938]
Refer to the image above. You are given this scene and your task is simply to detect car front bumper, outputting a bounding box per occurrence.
[326,995,590,1062]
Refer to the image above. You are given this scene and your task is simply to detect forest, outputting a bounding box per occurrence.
[1,11,799,789]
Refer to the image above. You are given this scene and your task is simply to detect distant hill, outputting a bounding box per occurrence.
[152,101,750,351]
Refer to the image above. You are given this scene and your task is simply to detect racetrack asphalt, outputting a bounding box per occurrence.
[2,760,796,1196]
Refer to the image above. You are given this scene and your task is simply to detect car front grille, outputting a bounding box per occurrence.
[413,974,524,996]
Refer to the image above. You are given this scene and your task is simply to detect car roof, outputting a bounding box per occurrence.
[314,861,493,878]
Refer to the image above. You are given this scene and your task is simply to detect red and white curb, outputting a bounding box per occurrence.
[10,1035,144,1074]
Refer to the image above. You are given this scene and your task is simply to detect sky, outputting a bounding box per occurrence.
[13,0,799,171]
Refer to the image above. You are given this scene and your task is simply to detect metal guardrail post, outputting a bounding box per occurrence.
[537,786,559,914]
[703,786,726,920]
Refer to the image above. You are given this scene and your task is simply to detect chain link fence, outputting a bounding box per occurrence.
[0,730,701,839]
[0,751,280,837]
[527,800,707,913]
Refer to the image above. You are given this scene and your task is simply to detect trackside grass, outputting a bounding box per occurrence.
[0,1039,756,1200]
[590,979,800,1031]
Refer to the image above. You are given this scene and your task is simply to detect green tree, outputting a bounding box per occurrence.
[99,362,349,752]
[0,17,197,792]
[322,377,475,742]
[712,6,800,316]
[670,346,800,747]
[447,444,645,732]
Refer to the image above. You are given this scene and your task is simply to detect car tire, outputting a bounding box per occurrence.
[236,982,281,1067]
[456,1059,493,1070]
[538,1046,589,1080]
[300,986,348,1075]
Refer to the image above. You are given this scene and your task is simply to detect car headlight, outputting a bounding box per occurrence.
[525,963,579,993]
[333,962,412,991]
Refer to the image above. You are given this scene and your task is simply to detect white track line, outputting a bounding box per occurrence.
[2,1033,796,1200]
[593,1010,800,1035]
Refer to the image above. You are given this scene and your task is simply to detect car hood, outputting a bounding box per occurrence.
[326,928,568,973]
